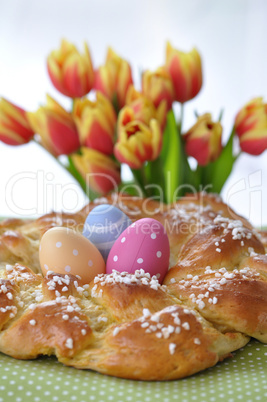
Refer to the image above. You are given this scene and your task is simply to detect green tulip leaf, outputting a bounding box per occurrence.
[118,180,142,196]
[161,109,183,203]
[145,157,165,198]
[207,128,237,193]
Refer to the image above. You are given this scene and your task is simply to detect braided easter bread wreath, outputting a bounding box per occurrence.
[0,193,266,381]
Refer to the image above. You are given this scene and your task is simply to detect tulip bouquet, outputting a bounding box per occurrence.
[0,39,266,204]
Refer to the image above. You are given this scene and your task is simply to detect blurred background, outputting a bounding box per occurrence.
[0,0,266,227]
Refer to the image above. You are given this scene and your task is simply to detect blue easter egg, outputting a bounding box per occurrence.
[83,204,132,261]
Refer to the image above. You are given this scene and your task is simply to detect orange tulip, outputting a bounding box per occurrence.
[71,147,121,194]
[184,113,222,166]
[165,41,202,103]
[27,95,80,156]
[94,47,133,109]
[115,108,162,169]
[142,67,174,110]
[235,97,267,155]
[125,86,167,132]
[0,98,34,145]
[47,39,94,98]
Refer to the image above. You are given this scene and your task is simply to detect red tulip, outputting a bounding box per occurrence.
[0,98,34,145]
[142,67,174,111]
[27,95,80,156]
[71,147,121,194]
[125,86,167,132]
[94,47,133,110]
[73,92,116,155]
[47,39,94,98]
[165,41,202,103]
[115,107,162,169]
[235,97,267,155]
[184,113,222,166]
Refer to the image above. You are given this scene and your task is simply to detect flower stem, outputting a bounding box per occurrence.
[66,155,87,193]
[144,157,165,198]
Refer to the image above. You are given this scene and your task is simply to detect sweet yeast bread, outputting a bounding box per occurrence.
[0,192,266,380]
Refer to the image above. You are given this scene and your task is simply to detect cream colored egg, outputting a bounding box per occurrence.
[39,227,106,284]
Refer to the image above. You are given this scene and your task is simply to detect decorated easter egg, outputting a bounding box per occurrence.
[39,227,105,284]
[83,204,132,261]
[106,218,170,283]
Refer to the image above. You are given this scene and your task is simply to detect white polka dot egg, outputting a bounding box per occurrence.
[106,218,170,283]
[39,227,105,284]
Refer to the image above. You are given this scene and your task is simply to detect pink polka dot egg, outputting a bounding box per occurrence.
[39,227,105,284]
[106,218,170,283]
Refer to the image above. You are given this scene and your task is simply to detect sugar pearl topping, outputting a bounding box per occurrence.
[177,265,261,310]
[91,269,163,298]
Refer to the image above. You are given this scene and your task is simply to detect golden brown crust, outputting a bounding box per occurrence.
[89,272,178,322]
[166,271,267,342]
[0,278,20,330]
[80,305,247,381]
[0,192,266,380]
[0,299,93,359]
[258,230,267,251]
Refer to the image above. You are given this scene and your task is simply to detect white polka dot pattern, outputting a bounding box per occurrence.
[0,340,266,401]
[39,227,106,283]
[106,218,170,282]
[64,265,71,273]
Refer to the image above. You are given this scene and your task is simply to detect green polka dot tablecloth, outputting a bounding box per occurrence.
[0,340,266,402]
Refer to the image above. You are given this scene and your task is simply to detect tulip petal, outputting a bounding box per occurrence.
[142,67,174,111]
[94,48,133,110]
[72,93,116,155]
[165,42,202,103]
[0,98,34,145]
[47,39,94,98]
[239,129,267,155]
[47,115,80,156]
[184,113,222,165]
[63,54,88,98]
[0,133,24,145]
[115,115,162,168]
[114,142,143,169]
[27,96,80,156]
[185,136,210,166]
[94,66,113,99]
[235,98,266,137]
[84,118,114,155]
[47,56,67,96]
[234,97,267,155]
[96,92,117,130]
[71,147,120,194]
